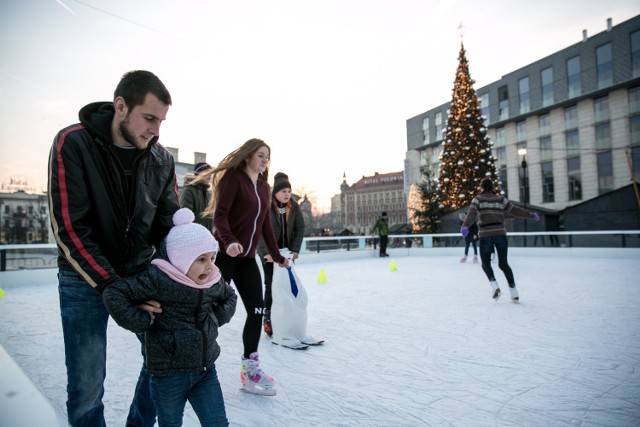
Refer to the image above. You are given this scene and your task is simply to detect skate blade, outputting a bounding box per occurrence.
[272,340,309,350]
[240,384,276,396]
[300,338,325,346]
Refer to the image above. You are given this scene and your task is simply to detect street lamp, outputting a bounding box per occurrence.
[517,148,528,246]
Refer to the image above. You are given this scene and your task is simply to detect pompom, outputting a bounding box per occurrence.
[172,208,195,226]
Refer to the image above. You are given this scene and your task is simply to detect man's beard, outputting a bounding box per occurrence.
[119,116,150,150]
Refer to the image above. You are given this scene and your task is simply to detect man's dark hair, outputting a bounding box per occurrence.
[114,70,172,108]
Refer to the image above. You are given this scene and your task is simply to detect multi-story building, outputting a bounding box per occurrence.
[0,177,50,243]
[406,15,640,213]
[339,171,407,234]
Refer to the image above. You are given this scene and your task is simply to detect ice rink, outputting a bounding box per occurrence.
[1,250,639,426]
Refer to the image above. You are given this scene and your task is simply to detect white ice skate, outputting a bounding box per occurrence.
[489,280,501,301]
[509,286,519,302]
[240,353,276,396]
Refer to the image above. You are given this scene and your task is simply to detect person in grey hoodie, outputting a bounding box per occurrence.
[103,208,236,427]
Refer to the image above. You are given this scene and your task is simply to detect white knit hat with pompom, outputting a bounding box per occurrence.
[165,208,219,274]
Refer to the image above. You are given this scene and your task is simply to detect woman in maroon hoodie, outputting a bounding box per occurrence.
[197,138,287,396]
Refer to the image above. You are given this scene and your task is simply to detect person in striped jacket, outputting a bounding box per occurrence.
[461,177,539,302]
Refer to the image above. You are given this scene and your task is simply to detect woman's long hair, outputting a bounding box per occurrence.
[196,138,271,217]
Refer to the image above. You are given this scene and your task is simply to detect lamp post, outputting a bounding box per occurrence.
[517,148,528,247]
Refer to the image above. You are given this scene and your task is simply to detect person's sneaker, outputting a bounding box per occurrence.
[263,316,272,337]
[490,280,501,301]
[460,255,467,263]
[473,255,478,263]
[509,286,519,302]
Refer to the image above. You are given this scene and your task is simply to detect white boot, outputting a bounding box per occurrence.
[509,286,519,302]
[489,281,501,301]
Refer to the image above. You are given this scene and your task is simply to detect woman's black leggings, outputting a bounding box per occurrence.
[215,252,265,357]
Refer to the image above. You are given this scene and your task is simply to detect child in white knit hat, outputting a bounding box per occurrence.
[103,208,237,427]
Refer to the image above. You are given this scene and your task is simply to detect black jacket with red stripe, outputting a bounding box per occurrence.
[48,102,180,292]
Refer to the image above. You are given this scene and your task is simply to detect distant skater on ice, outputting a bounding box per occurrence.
[461,177,539,302]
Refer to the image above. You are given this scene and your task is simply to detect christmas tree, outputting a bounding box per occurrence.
[434,42,500,212]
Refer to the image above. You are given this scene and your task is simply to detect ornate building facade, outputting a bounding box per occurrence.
[339,171,408,234]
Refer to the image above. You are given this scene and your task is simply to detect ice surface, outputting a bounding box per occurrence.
[1,253,639,426]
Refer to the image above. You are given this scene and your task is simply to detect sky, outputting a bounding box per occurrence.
[1,251,639,426]
[1,1,639,212]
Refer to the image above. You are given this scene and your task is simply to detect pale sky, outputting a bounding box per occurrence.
[1,0,638,212]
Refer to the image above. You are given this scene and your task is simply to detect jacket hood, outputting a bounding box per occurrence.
[79,102,115,144]
[78,101,159,148]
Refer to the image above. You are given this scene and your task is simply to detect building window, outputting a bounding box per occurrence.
[422,116,430,144]
[495,127,505,147]
[632,146,640,183]
[596,43,613,89]
[541,161,554,203]
[498,86,509,121]
[630,87,640,146]
[516,121,526,142]
[540,136,552,162]
[541,67,554,107]
[539,113,550,135]
[595,123,611,151]
[567,157,582,201]
[479,93,490,123]
[566,129,580,157]
[594,96,610,122]
[567,56,581,98]
[518,77,530,114]
[434,112,443,140]
[631,116,640,146]
[597,151,613,195]
[499,164,508,197]
[632,30,640,78]
[630,86,640,114]
[564,105,577,129]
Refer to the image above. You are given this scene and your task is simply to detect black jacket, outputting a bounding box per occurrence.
[48,102,180,291]
[180,174,213,231]
[257,196,305,258]
[102,243,237,376]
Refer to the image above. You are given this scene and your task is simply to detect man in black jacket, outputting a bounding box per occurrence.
[48,70,179,427]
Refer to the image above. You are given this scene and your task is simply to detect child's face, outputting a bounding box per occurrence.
[186,251,217,285]
[275,188,291,204]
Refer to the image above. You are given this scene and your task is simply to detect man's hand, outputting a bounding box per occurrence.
[137,300,162,324]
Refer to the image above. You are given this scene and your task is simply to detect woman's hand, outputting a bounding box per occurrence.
[226,242,243,257]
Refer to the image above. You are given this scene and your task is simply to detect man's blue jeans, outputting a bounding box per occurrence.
[58,268,156,427]
[150,363,228,427]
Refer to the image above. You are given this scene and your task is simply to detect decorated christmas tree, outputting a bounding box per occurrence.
[434,42,500,212]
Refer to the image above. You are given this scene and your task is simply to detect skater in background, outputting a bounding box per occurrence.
[461,177,539,302]
[257,172,305,337]
[458,212,478,263]
[196,138,288,396]
[180,162,213,231]
[103,208,236,427]
[371,212,389,257]
[48,70,177,426]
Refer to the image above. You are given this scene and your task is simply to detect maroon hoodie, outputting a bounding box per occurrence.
[213,169,285,264]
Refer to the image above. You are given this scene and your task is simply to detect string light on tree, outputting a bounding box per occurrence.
[434,41,500,212]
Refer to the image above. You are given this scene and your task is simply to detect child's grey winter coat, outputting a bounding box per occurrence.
[102,245,237,376]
